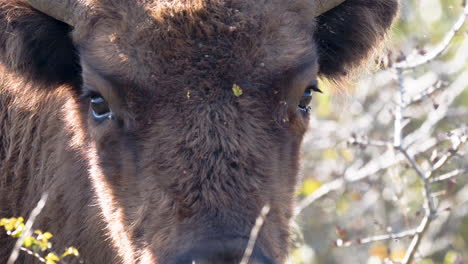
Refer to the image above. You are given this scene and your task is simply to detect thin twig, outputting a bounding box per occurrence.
[401,214,432,264]
[404,71,468,146]
[347,137,393,149]
[398,147,436,214]
[19,247,46,263]
[394,0,468,69]
[295,136,438,216]
[393,68,405,147]
[392,61,436,263]
[240,204,271,264]
[430,169,467,183]
[428,134,467,178]
[335,224,426,247]
[295,178,344,216]
[296,123,464,216]
[7,193,48,264]
[404,80,448,107]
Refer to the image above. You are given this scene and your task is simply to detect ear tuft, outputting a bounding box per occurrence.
[0,1,80,87]
[316,0,399,81]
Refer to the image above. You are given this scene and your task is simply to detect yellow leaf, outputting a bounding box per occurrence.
[37,231,53,242]
[300,179,322,196]
[45,253,60,264]
[323,149,339,160]
[42,232,53,240]
[2,217,24,233]
[232,84,243,97]
[369,243,388,260]
[23,237,35,248]
[390,248,406,261]
[290,245,315,264]
[10,222,25,238]
[444,250,460,264]
[62,247,80,258]
[349,191,362,201]
[341,149,354,162]
[419,259,435,264]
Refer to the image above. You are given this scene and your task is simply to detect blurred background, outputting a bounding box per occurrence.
[293,0,468,263]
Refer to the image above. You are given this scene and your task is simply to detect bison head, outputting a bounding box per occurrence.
[1,0,398,263]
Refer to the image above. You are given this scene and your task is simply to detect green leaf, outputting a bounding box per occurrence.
[232,84,243,97]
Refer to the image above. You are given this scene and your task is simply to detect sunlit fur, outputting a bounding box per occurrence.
[0,0,398,263]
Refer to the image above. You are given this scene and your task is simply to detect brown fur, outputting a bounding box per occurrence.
[0,0,398,263]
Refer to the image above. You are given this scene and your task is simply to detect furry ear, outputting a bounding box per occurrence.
[0,1,80,87]
[315,0,398,80]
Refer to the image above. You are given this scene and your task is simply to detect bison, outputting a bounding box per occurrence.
[0,0,398,263]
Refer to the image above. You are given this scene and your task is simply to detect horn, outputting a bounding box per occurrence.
[316,0,347,16]
[25,0,76,25]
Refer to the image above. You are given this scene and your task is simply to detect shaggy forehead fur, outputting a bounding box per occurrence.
[77,0,318,94]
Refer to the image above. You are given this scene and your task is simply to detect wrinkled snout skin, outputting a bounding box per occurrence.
[0,0,398,263]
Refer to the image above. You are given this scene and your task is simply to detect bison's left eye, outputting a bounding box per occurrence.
[298,80,322,112]
[90,94,111,120]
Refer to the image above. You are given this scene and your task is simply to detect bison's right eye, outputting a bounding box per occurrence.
[298,80,322,112]
[90,95,111,120]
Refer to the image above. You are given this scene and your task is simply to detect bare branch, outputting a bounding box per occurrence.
[394,0,468,69]
[295,178,344,216]
[347,136,393,149]
[389,65,438,263]
[240,204,271,264]
[398,147,436,214]
[401,214,432,264]
[393,68,406,147]
[404,71,468,145]
[404,80,449,107]
[430,169,467,183]
[19,247,46,263]
[7,193,48,264]
[335,222,426,247]
[428,133,467,178]
[296,125,465,215]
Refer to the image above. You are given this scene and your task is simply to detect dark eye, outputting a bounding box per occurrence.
[298,80,322,111]
[90,94,111,120]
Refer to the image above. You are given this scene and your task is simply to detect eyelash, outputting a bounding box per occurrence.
[82,90,101,100]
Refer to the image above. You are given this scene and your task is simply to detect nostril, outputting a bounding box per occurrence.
[230,162,239,169]
[190,258,272,264]
[190,256,271,264]
[172,238,275,264]
[177,251,240,264]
